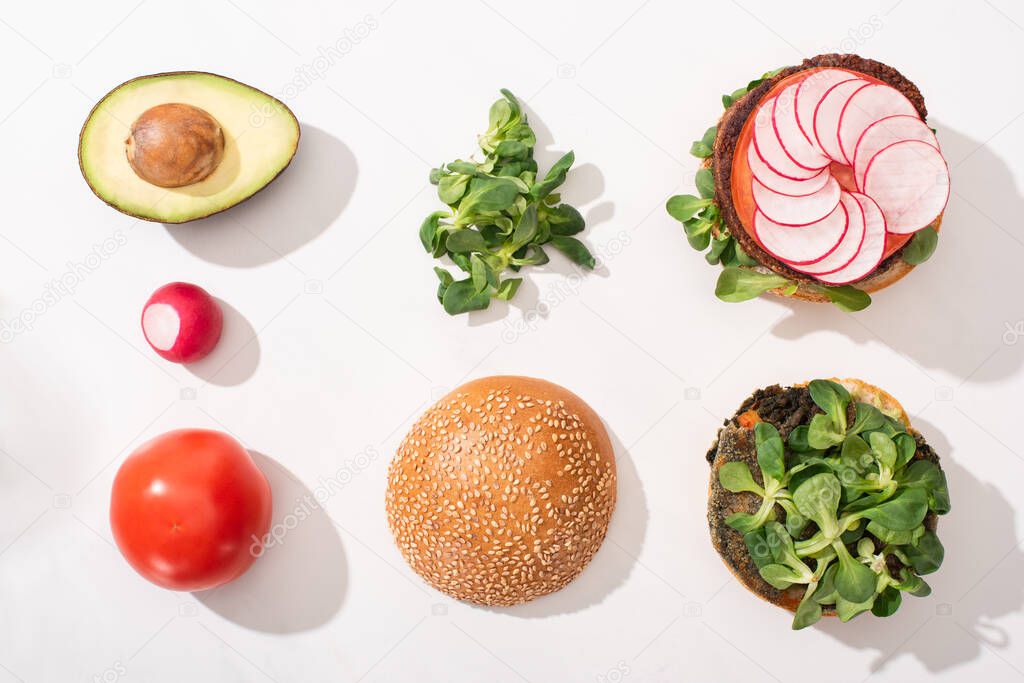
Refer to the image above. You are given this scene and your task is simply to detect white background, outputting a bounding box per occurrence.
[1,1,1022,681]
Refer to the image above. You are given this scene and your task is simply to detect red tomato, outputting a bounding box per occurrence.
[110,429,272,591]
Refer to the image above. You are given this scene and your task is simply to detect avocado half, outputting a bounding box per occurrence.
[79,72,299,223]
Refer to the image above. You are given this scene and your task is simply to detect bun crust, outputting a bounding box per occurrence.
[386,376,617,606]
[711,53,941,300]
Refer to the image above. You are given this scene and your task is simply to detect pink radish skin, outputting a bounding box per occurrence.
[814,194,888,285]
[796,70,859,151]
[790,192,866,276]
[862,140,949,234]
[813,79,869,163]
[837,84,919,166]
[752,175,841,226]
[747,143,830,196]
[853,115,938,191]
[142,282,223,364]
[754,202,849,265]
[772,84,830,170]
[752,97,823,180]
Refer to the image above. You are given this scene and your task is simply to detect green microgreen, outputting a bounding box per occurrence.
[902,226,939,265]
[421,89,594,315]
[717,380,950,629]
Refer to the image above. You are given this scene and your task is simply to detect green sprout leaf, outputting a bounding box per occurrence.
[549,236,596,269]
[695,167,715,199]
[530,151,575,201]
[904,530,945,574]
[438,174,470,204]
[442,279,491,315]
[902,227,939,265]
[666,194,713,223]
[809,380,849,433]
[901,460,951,514]
[446,229,489,253]
[743,528,773,568]
[850,402,887,435]
[494,277,522,300]
[857,487,928,531]
[718,461,763,494]
[816,284,872,312]
[755,422,785,484]
[689,127,716,158]
[715,267,792,303]
[808,413,845,450]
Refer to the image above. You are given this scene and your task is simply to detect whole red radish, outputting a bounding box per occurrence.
[110,429,272,591]
[142,282,222,363]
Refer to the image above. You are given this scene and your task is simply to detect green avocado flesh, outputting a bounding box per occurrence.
[79,72,299,223]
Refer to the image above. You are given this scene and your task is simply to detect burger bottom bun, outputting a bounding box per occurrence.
[707,379,937,615]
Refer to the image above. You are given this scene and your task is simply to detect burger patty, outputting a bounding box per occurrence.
[706,383,939,614]
[705,384,820,464]
[712,53,928,284]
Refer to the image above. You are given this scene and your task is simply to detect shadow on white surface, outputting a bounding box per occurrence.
[195,452,346,632]
[817,418,1023,673]
[485,426,648,618]
[465,247,611,328]
[184,298,259,386]
[771,123,1024,383]
[165,125,355,267]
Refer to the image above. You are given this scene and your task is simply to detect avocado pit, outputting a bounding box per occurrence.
[125,103,225,188]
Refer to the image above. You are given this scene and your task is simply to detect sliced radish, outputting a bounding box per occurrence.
[752,175,841,226]
[837,84,919,165]
[853,114,938,191]
[747,143,830,196]
[814,194,887,284]
[796,70,859,152]
[863,140,949,234]
[773,84,830,170]
[754,201,848,265]
[813,79,869,163]
[142,282,223,363]
[752,97,822,180]
[792,192,866,276]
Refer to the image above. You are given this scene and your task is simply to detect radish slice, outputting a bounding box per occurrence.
[813,79,869,163]
[792,192,867,276]
[814,194,887,284]
[747,143,830,196]
[796,70,859,152]
[773,84,830,170]
[838,84,919,165]
[754,202,848,265]
[853,115,938,191]
[752,97,823,180]
[752,175,841,226]
[863,140,949,234]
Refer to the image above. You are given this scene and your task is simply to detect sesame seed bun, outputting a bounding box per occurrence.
[386,376,617,606]
[706,379,941,615]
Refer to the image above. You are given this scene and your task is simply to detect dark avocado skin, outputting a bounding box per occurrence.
[712,54,928,284]
[705,384,940,615]
[77,71,300,225]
